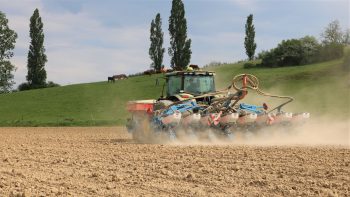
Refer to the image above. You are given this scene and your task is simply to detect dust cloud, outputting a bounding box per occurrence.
[131,71,349,146]
[142,75,350,146]
[160,119,349,147]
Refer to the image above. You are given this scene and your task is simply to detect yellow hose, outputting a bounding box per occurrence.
[231,74,294,112]
[160,73,293,114]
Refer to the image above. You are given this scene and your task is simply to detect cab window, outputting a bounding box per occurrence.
[167,76,182,96]
[184,76,215,94]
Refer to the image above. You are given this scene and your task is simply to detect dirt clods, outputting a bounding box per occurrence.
[0,127,349,196]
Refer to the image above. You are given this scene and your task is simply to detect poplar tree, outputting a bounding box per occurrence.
[27,8,47,88]
[149,13,165,72]
[244,14,257,60]
[168,0,192,70]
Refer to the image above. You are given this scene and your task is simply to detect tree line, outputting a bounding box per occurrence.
[149,0,192,72]
[148,2,258,72]
[255,20,350,68]
[0,8,57,94]
[149,0,349,72]
[1,1,349,93]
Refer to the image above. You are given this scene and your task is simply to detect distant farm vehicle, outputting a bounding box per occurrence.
[113,74,128,80]
[126,70,310,143]
[108,74,128,83]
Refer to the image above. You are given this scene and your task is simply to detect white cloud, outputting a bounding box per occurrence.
[46,46,150,84]
[0,0,42,15]
[1,0,152,86]
[227,0,259,11]
[1,0,348,88]
[191,31,246,63]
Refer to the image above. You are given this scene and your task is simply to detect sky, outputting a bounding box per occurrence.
[0,0,349,86]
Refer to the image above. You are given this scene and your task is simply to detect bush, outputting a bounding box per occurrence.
[258,48,279,67]
[243,62,256,69]
[259,36,345,67]
[18,81,60,91]
[257,50,269,60]
[317,43,344,62]
[18,82,30,91]
[46,81,60,88]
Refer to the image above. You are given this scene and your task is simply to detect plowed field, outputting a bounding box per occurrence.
[0,127,349,196]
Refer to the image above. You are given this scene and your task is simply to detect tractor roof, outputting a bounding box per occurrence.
[165,70,215,76]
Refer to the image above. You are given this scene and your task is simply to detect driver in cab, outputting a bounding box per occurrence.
[186,78,199,94]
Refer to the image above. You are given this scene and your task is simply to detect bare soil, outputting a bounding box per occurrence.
[0,127,349,196]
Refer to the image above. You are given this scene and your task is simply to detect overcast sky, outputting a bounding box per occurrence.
[1,0,349,86]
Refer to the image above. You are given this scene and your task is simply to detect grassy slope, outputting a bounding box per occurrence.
[0,57,348,126]
[0,75,165,126]
[211,59,349,117]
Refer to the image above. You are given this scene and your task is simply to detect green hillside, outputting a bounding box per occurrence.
[212,59,349,117]
[0,75,165,126]
[0,57,349,126]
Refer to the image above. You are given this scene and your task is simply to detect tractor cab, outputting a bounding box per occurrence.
[164,71,216,101]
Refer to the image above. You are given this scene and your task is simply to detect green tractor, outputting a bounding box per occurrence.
[162,71,216,101]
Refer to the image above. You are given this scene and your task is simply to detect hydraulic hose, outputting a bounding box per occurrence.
[160,73,294,114]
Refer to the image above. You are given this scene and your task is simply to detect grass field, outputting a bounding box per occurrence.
[212,58,349,117]
[0,54,349,126]
[0,74,165,126]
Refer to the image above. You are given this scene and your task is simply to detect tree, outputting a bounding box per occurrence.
[343,29,350,45]
[244,14,257,60]
[27,8,47,89]
[319,20,346,61]
[299,36,320,64]
[0,11,17,93]
[168,0,192,70]
[149,13,165,73]
[259,36,320,67]
[321,20,344,45]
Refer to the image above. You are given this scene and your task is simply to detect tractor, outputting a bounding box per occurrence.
[126,70,310,143]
